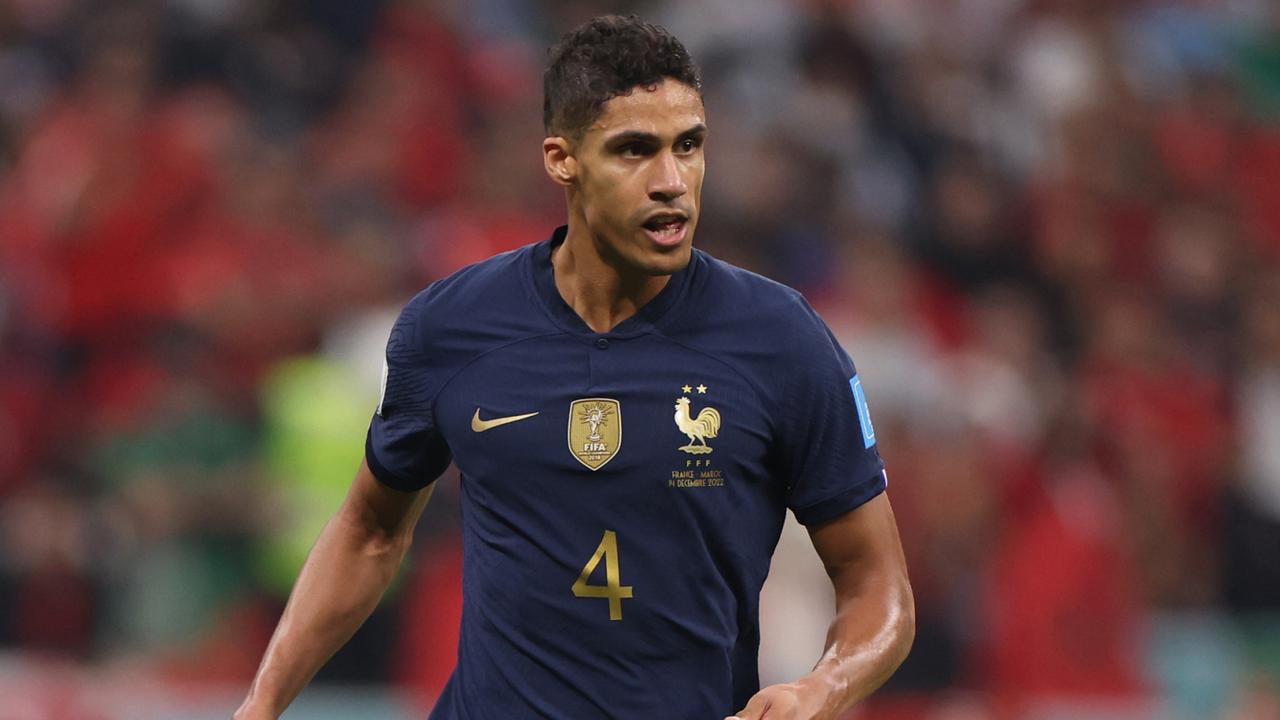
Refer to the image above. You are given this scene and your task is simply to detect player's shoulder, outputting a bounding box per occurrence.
[402,244,533,320]
[682,251,855,399]
[689,248,828,336]
[388,243,541,361]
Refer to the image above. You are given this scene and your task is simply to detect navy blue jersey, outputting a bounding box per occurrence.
[366,226,886,719]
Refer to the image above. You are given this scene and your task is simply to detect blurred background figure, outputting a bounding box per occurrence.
[1,1,1278,718]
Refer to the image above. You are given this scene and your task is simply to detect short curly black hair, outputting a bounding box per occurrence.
[543,15,702,139]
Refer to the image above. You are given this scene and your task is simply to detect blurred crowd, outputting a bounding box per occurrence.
[1,0,1279,718]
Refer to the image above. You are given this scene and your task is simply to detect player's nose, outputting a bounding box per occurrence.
[647,150,687,202]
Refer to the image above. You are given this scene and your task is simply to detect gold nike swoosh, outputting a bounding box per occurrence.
[471,409,540,432]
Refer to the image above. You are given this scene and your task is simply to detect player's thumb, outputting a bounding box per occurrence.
[725,693,771,720]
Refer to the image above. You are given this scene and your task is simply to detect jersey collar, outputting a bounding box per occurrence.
[529,225,695,338]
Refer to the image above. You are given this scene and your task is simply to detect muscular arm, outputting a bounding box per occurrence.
[730,493,915,720]
[234,459,434,720]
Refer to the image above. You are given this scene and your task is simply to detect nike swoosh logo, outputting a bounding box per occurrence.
[471,409,539,432]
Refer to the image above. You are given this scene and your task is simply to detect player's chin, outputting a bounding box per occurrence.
[634,234,693,275]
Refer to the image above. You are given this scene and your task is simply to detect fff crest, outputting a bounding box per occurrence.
[568,398,621,471]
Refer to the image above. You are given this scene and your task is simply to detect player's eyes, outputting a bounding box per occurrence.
[615,138,700,157]
[676,138,702,154]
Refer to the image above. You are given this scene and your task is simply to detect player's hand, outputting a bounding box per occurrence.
[724,681,827,720]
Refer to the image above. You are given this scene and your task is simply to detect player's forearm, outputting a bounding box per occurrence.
[797,564,915,719]
[235,505,417,719]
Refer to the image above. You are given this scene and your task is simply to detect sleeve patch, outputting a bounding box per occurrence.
[850,375,876,449]
[376,357,389,417]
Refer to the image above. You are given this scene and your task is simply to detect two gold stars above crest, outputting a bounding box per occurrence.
[681,384,708,394]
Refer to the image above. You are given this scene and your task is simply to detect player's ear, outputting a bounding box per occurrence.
[543,136,576,187]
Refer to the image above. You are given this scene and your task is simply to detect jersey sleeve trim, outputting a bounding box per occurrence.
[791,469,887,527]
[365,429,437,492]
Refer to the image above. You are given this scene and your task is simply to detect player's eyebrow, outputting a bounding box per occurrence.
[676,123,707,142]
[603,130,660,150]
[603,123,707,151]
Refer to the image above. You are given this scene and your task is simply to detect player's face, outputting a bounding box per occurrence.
[568,79,706,276]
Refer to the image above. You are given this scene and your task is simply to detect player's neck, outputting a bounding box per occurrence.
[552,222,671,333]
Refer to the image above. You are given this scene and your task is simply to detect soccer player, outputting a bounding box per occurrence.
[235,15,913,720]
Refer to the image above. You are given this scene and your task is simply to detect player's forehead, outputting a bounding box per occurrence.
[586,78,705,142]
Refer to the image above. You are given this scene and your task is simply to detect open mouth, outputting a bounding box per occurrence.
[642,214,689,247]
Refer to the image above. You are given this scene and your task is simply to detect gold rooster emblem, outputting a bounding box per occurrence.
[674,397,720,454]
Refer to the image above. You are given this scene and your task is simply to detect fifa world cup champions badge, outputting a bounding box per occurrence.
[569,398,622,470]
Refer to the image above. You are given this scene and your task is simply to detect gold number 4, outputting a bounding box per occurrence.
[572,530,634,621]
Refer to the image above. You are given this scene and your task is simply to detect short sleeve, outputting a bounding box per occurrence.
[365,297,452,491]
[775,300,886,526]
